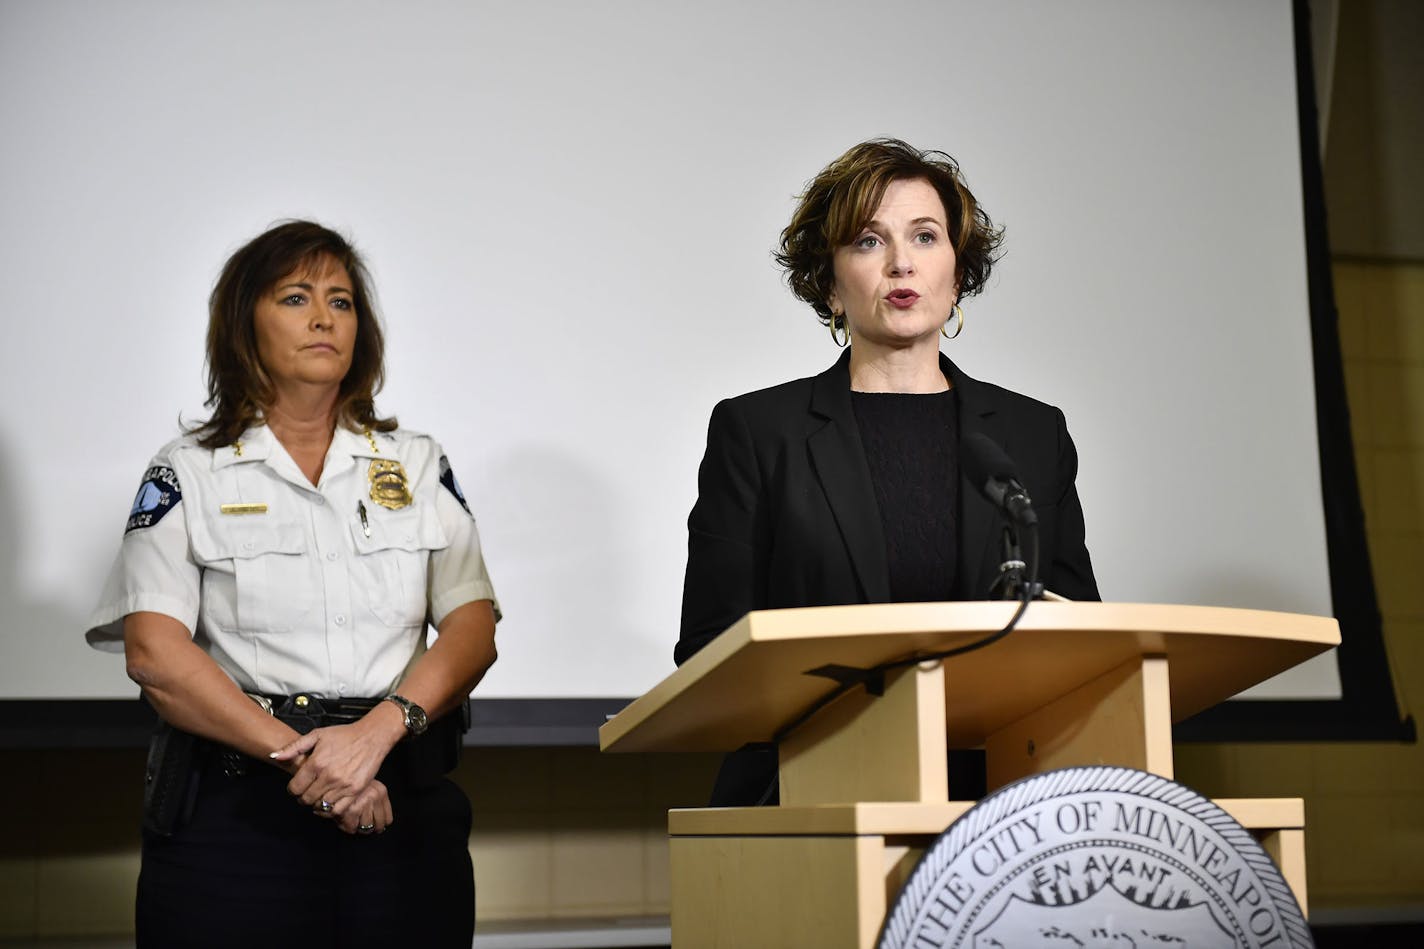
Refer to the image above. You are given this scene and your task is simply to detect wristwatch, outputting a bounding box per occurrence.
[382,694,429,738]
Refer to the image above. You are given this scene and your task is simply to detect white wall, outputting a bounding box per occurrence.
[0,0,1337,700]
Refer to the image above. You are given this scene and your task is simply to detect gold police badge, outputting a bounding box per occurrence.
[368,459,413,510]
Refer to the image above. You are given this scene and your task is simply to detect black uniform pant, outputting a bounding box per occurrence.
[136,753,473,949]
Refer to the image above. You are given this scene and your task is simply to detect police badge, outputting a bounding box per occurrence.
[367,459,412,510]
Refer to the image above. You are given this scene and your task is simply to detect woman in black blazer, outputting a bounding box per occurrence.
[675,139,1100,805]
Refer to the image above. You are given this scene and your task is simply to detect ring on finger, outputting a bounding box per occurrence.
[358,823,377,834]
[318,800,334,814]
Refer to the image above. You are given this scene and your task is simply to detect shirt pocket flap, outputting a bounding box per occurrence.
[349,505,448,554]
[190,518,307,562]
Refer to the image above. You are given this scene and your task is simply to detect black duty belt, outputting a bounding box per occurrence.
[215,693,466,782]
[247,692,386,733]
[144,696,468,836]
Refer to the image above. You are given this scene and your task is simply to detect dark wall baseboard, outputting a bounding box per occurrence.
[6,693,1417,750]
[0,698,633,749]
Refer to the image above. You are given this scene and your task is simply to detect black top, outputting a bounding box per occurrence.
[850,389,959,602]
[676,350,1098,667]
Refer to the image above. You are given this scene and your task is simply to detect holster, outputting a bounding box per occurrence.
[142,720,206,837]
[401,702,467,787]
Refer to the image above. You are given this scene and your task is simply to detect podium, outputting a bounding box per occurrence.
[599,602,1340,948]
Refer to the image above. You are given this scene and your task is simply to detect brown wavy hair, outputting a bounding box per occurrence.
[775,138,1004,324]
[189,220,396,449]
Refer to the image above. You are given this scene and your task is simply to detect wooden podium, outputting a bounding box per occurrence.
[599,602,1339,948]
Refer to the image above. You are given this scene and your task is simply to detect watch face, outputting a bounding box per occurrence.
[407,705,429,735]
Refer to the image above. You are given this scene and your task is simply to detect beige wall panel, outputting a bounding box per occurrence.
[1385,794,1424,892]
[0,859,37,939]
[470,820,553,921]
[458,749,554,813]
[549,810,647,918]
[1307,795,1399,895]
[1387,619,1424,711]
[1367,365,1424,448]
[643,817,672,912]
[547,752,650,812]
[1369,533,1424,616]
[1310,740,1424,794]
[1366,265,1424,361]
[1230,744,1318,797]
[1332,264,1371,360]
[36,852,138,936]
[1372,449,1424,533]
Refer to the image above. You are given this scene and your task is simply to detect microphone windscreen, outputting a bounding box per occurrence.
[962,432,1019,490]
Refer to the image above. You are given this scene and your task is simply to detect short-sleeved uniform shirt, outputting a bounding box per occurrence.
[86,424,499,698]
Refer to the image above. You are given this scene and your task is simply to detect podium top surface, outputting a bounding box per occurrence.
[599,602,1340,753]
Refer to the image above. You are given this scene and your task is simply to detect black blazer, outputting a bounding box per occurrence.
[676,350,1099,665]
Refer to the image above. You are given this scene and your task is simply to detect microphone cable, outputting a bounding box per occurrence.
[773,525,1039,747]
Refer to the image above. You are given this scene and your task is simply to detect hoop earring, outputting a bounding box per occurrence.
[942,304,964,340]
[829,313,850,348]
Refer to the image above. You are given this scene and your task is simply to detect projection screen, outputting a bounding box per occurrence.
[0,0,1340,702]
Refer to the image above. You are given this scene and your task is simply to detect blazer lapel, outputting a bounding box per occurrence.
[807,351,891,603]
[945,355,1011,600]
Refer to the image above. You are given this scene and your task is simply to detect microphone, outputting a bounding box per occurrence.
[961,433,1037,528]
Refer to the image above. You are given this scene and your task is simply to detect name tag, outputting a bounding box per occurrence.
[219,503,269,515]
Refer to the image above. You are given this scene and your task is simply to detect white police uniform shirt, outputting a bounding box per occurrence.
[86,424,499,699]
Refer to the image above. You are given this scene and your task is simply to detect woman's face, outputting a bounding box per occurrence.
[827,177,959,348]
[253,255,358,396]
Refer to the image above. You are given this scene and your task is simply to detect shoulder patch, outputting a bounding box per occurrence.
[126,465,182,533]
[438,454,472,515]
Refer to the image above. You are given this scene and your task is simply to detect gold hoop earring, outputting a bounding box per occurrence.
[942,304,964,340]
[829,313,849,348]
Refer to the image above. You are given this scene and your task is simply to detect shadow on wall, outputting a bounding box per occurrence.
[0,435,112,700]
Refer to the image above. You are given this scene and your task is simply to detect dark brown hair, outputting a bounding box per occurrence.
[190,220,396,448]
[775,138,1004,324]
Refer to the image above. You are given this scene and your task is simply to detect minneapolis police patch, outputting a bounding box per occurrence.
[879,766,1312,949]
[126,465,182,533]
[439,454,471,515]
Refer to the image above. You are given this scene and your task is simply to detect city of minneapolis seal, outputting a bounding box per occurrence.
[879,766,1311,948]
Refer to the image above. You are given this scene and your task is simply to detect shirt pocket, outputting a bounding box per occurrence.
[191,518,313,634]
[348,505,448,628]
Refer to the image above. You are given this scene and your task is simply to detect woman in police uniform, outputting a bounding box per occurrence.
[86,221,498,948]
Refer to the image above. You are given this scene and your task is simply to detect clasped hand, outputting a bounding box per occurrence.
[271,717,402,836]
